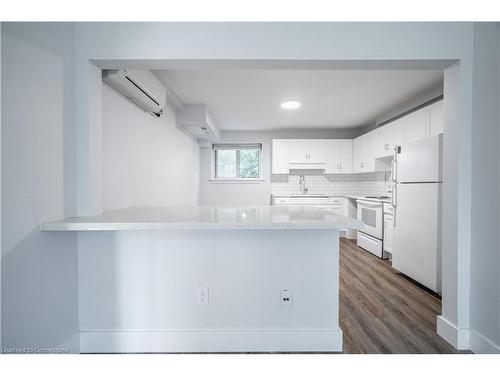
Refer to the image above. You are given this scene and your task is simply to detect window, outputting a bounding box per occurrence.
[212,144,262,181]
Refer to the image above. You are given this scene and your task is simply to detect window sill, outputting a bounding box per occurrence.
[209,179,265,184]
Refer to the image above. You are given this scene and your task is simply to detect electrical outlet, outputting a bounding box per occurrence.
[196,287,209,305]
[280,289,293,308]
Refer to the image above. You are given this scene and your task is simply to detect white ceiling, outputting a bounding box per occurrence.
[156,69,443,131]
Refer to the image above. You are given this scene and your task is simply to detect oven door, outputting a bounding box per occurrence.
[356,200,383,239]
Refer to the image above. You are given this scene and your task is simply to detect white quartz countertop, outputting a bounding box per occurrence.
[40,206,363,232]
[273,194,391,204]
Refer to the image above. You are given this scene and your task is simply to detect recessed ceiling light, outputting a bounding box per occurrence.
[281,101,301,110]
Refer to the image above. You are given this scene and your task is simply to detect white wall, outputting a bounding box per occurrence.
[78,229,342,352]
[2,21,484,352]
[0,22,2,349]
[468,23,500,353]
[1,23,79,352]
[198,129,358,206]
[72,22,479,351]
[102,85,200,210]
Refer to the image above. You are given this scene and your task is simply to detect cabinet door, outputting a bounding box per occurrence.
[362,131,375,172]
[374,125,388,158]
[353,136,363,173]
[387,118,404,152]
[271,139,290,174]
[428,100,444,136]
[383,216,394,254]
[338,139,353,173]
[288,140,308,163]
[404,107,429,144]
[325,139,340,173]
[307,139,326,163]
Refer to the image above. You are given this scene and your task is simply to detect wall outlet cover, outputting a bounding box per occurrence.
[280,289,293,308]
[196,287,209,305]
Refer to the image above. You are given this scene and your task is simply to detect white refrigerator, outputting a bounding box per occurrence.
[392,134,442,293]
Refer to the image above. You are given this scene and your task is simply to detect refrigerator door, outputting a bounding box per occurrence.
[397,134,442,183]
[392,183,442,293]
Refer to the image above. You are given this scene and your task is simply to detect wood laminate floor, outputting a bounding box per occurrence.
[339,238,462,354]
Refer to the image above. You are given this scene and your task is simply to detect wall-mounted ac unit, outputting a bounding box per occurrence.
[103,69,167,117]
[176,104,221,141]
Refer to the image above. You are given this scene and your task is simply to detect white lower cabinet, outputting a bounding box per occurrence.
[383,215,394,254]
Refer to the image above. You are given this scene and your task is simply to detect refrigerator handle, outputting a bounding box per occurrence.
[391,184,397,208]
[391,146,398,182]
[391,184,397,227]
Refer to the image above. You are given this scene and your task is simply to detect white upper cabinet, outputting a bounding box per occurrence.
[403,99,444,144]
[374,118,404,158]
[307,139,326,163]
[362,131,376,172]
[404,106,429,144]
[325,139,353,173]
[272,100,444,175]
[338,139,353,173]
[353,133,375,173]
[352,136,363,174]
[272,139,290,174]
[325,139,340,173]
[428,100,444,136]
[289,139,325,164]
[288,139,309,163]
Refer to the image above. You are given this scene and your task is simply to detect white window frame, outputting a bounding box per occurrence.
[210,143,264,183]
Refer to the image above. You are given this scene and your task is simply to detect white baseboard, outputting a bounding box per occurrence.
[436,315,470,350]
[80,329,343,353]
[470,330,500,354]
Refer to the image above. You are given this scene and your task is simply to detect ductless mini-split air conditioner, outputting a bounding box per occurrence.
[176,104,221,141]
[103,69,167,117]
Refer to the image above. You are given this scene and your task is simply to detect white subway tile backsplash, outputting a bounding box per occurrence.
[271,170,392,196]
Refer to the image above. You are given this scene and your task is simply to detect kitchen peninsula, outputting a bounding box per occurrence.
[41,206,362,353]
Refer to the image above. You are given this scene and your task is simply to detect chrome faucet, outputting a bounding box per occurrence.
[299,175,308,194]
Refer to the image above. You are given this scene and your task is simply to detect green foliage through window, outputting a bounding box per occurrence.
[214,145,261,179]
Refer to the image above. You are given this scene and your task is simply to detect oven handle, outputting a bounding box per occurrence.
[356,201,383,209]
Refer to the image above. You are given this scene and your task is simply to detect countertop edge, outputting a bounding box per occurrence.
[40,222,363,232]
